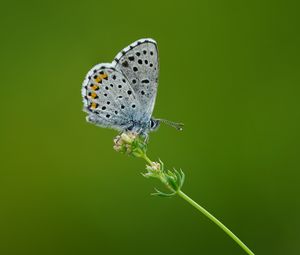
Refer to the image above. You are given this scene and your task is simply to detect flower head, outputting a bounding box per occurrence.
[143,161,161,178]
[113,132,147,158]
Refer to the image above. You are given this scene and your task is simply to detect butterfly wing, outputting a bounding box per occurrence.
[82,63,140,131]
[112,38,159,122]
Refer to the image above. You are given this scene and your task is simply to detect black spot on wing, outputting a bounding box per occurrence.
[122,61,129,67]
[141,79,149,84]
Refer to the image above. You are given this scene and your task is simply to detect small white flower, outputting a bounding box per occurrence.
[146,162,161,172]
[113,132,145,157]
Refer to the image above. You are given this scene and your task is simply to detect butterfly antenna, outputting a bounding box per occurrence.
[157,119,184,131]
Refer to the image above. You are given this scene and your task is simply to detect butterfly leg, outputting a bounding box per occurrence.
[136,128,149,143]
[143,134,149,143]
[114,133,122,145]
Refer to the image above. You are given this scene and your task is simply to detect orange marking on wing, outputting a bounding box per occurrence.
[90,84,99,91]
[90,102,98,109]
[95,73,108,83]
[91,92,97,99]
[101,73,108,79]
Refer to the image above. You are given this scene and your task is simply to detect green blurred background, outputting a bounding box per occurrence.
[0,0,299,254]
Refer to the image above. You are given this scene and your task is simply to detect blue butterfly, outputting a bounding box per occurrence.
[82,38,183,137]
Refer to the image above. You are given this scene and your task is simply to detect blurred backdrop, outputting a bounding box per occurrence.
[0,0,299,254]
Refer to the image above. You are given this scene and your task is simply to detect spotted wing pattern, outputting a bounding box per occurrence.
[112,38,159,122]
[81,63,140,131]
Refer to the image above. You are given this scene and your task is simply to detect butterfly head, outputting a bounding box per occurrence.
[150,118,161,131]
[149,118,184,132]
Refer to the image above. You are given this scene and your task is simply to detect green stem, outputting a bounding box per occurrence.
[141,153,153,165]
[140,154,254,254]
[177,190,255,255]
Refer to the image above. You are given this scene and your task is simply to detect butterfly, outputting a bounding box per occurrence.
[81,38,183,138]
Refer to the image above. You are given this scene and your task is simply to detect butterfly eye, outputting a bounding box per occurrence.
[150,119,155,128]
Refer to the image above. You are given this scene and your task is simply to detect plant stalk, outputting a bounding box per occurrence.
[177,190,254,255]
[141,153,153,165]
[141,152,254,255]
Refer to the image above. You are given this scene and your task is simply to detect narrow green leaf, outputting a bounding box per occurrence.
[179,169,185,188]
[151,188,176,197]
[165,175,178,191]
